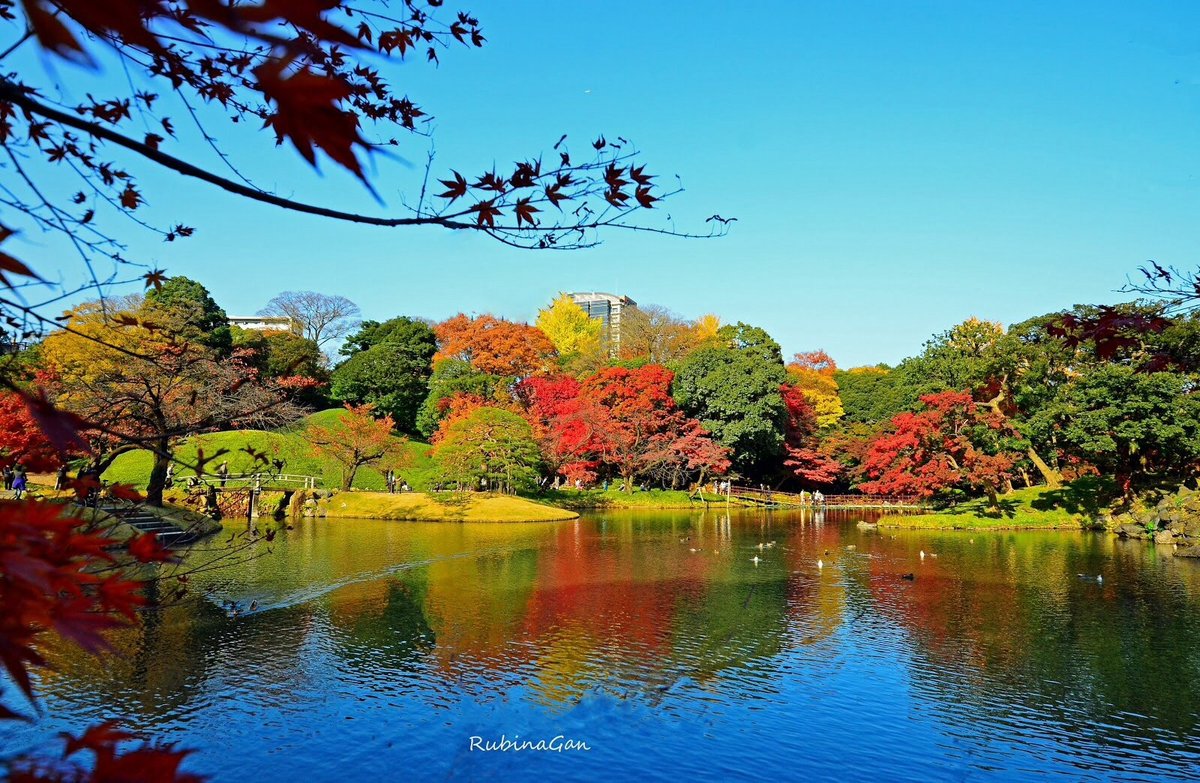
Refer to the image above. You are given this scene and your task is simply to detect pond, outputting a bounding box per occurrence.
[4,508,1200,781]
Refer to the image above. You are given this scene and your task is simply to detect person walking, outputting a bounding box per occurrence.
[3,466,12,491]
[54,464,68,491]
[12,466,27,499]
[217,461,229,487]
[386,469,396,494]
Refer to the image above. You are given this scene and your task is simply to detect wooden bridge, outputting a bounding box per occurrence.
[728,485,925,509]
[177,472,321,491]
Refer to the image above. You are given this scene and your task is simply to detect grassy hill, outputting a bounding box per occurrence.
[103,409,438,492]
[878,480,1111,530]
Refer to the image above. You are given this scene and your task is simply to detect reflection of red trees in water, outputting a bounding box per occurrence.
[521,522,711,654]
[862,541,1039,674]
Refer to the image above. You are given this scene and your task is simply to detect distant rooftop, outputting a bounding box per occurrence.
[567,291,637,307]
[228,316,294,331]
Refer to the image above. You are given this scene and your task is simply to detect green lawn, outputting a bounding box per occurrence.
[103,410,437,492]
[878,479,1111,530]
[319,491,578,523]
[537,488,725,510]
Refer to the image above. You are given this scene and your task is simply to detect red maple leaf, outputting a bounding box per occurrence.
[469,200,501,228]
[255,60,368,180]
[514,198,539,227]
[436,170,468,201]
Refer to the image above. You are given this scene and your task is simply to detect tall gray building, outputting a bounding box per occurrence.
[567,291,637,355]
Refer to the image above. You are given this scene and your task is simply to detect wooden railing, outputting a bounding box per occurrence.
[179,473,320,490]
[728,485,925,508]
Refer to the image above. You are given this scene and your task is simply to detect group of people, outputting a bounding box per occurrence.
[3,464,29,498]
[384,469,410,494]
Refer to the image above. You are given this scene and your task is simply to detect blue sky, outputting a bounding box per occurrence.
[15,0,1200,366]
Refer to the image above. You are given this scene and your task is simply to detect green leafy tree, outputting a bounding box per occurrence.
[834,366,910,426]
[1037,365,1200,496]
[672,322,788,476]
[142,276,232,355]
[332,317,437,434]
[433,407,542,493]
[340,316,435,357]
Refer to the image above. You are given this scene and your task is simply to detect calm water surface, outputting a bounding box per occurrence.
[4,508,1200,781]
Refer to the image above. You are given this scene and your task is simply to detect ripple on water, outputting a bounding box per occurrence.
[6,512,1200,782]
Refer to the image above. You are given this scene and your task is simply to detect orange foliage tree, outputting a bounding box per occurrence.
[434,314,556,378]
[306,403,399,489]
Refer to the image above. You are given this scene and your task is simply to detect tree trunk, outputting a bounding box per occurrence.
[1026,447,1062,488]
[343,463,358,490]
[146,438,170,507]
[985,483,1000,512]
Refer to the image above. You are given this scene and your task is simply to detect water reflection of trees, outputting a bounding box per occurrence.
[862,530,1200,744]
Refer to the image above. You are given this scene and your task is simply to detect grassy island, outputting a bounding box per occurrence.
[877,483,1107,531]
[536,488,728,510]
[315,491,578,523]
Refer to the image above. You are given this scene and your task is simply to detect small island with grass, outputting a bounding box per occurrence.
[877,481,1109,531]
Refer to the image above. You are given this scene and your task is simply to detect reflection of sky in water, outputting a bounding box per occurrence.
[4,510,1200,782]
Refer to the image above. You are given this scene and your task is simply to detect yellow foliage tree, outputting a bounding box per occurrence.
[786,350,845,428]
[536,295,603,358]
[692,313,722,343]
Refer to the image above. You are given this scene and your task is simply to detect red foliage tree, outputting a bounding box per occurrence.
[514,374,583,474]
[572,365,728,490]
[780,383,841,486]
[858,390,1018,505]
[434,314,556,378]
[0,391,68,471]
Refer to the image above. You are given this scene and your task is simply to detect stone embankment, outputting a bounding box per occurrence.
[1108,485,1200,557]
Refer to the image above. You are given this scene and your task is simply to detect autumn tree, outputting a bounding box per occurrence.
[619,304,705,365]
[514,374,585,477]
[433,406,541,493]
[434,314,556,378]
[786,350,845,429]
[692,313,722,344]
[306,403,398,490]
[42,296,300,505]
[574,365,728,490]
[858,391,1021,507]
[536,295,603,360]
[0,389,68,471]
[261,291,361,351]
[779,383,841,486]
